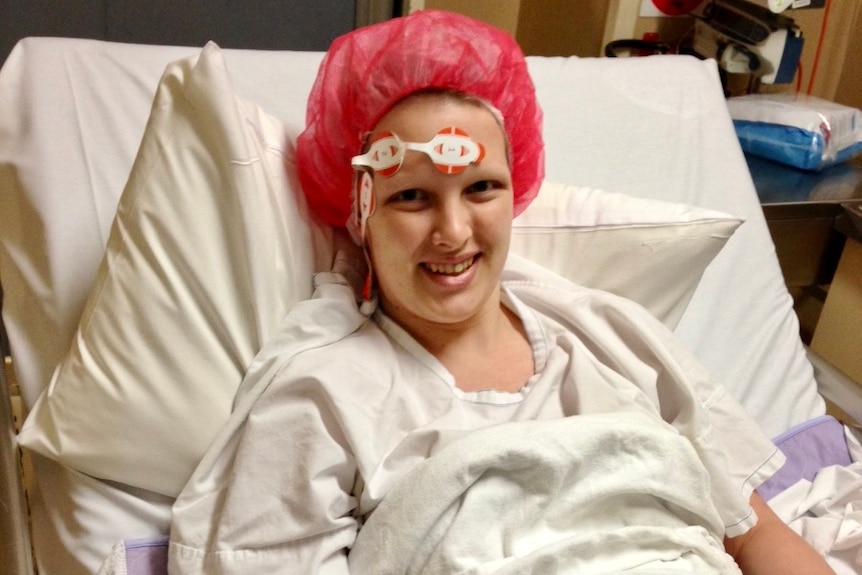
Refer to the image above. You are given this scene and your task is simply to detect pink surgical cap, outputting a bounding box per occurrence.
[295,9,545,227]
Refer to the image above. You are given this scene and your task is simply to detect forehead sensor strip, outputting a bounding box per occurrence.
[351,127,485,176]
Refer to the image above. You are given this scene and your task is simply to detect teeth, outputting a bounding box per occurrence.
[427,256,475,275]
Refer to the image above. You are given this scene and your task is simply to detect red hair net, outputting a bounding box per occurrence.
[295,10,545,227]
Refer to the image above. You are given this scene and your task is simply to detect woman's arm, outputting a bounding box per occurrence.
[724,491,835,574]
[169,289,364,574]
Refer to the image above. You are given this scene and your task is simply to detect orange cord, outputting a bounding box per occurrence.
[806,0,832,95]
[796,61,803,93]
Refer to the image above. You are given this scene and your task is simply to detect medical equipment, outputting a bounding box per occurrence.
[729,93,862,170]
[2,35,862,575]
[691,0,804,83]
[351,129,486,176]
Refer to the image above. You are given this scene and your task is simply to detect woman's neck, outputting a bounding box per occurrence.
[399,301,534,393]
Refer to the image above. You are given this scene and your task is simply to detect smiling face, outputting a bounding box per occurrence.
[363,93,514,336]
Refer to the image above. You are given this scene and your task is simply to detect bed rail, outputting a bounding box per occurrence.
[0,349,33,575]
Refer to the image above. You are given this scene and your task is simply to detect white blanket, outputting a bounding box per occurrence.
[770,461,862,574]
[168,256,784,574]
[348,413,741,575]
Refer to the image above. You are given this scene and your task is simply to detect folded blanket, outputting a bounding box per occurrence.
[348,412,741,574]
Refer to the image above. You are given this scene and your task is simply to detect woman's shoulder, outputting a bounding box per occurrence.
[248,319,399,412]
[291,318,395,368]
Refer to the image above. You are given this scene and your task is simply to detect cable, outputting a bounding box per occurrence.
[795,61,803,93]
[806,0,832,95]
[604,39,672,58]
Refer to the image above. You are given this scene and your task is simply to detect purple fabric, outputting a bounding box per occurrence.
[758,415,852,501]
[124,536,168,575]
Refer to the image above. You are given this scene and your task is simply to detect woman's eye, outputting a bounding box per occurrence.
[388,189,426,204]
[466,180,498,194]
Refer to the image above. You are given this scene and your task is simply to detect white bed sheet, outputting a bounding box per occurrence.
[0,37,826,574]
[0,38,823,434]
[529,55,823,435]
[0,39,324,410]
[0,39,321,573]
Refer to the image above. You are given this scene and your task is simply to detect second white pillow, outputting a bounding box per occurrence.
[511,182,743,328]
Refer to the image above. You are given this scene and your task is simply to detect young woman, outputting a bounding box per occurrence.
[352,91,533,394]
[168,10,835,574]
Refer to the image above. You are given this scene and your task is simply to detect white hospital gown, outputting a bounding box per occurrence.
[168,267,784,574]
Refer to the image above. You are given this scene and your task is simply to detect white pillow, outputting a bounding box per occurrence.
[17,44,740,499]
[17,43,330,497]
[511,183,742,329]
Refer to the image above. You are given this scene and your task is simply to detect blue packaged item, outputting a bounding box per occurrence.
[727,93,862,171]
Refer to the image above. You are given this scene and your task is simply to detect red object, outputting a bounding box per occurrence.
[650,0,705,16]
[638,32,662,56]
[296,10,545,227]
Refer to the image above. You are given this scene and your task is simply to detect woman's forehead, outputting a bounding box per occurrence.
[375,94,497,129]
[372,97,507,150]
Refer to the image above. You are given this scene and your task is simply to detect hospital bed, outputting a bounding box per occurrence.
[2,33,862,575]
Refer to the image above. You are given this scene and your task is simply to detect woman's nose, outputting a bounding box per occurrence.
[431,199,471,247]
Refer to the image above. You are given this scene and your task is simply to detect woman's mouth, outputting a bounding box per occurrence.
[423,255,476,276]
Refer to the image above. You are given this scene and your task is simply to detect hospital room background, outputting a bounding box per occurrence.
[2,0,862,574]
